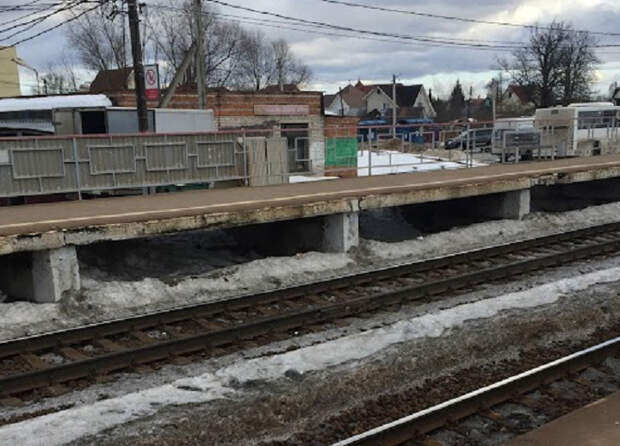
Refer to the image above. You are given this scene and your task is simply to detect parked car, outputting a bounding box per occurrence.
[445,128,493,150]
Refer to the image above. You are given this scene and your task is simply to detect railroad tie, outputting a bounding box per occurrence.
[95,338,126,353]
[59,347,89,362]
[19,353,47,370]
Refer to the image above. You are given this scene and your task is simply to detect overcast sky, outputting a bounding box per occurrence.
[6,0,620,97]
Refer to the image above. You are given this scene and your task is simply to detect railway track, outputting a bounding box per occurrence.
[331,336,620,446]
[2,222,620,404]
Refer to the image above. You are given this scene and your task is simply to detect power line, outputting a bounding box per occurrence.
[200,0,620,50]
[150,4,524,50]
[316,0,620,38]
[0,1,84,38]
[211,10,528,46]
[199,0,525,50]
[0,1,47,14]
[1,1,106,47]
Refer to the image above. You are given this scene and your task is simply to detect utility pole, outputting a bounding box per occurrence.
[127,0,148,132]
[392,74,397,138]
[194,0,206,109]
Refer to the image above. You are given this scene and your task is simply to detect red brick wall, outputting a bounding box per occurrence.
[108,90,323,117]
[325,116,359,138]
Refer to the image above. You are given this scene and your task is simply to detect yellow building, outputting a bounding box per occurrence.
[0,46,21,98]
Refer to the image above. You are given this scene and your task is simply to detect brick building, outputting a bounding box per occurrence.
[106,88,327,174]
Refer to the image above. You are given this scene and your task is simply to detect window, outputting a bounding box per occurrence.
[282,123,310,173]
[578,110,617,129]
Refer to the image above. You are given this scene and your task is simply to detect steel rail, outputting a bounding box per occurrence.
[1,221,618,361]
[1,224,620,397]
[331,337,620,446]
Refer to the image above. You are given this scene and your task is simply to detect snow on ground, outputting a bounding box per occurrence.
[2,201,620,341]
[289,175,339,183]
[2,267,620,446]
[357,150,485,176]
[0,253,354,340]
[367,201,620,262]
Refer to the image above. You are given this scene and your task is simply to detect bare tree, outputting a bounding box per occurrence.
[40,52,84,94]
[65,1,310,91]
[560,31,599,105]
[233,30,275,91]
[271,39,311,88]
[500,21,599,108]
[66,3,129,71]
[232,32,312,91]
[147,2,244,87]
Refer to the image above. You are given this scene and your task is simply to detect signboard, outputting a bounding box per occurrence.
[144,64,160,101]
[254,104,309,116]
[504,130,541,148]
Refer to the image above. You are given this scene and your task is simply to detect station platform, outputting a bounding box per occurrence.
[503,390,620,446]
[2,155,620,302]
[2,155,620,239]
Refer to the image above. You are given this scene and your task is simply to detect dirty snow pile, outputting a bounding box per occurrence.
[2,200,620,341]
[367,201,620,262]
[2,266,620,446]
[0,252,354,341]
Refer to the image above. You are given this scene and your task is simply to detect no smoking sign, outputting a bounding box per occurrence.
[144,65,159,101]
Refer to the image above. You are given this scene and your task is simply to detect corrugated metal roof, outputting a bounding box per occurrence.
[0,119,54,133]
[0,94,112,112]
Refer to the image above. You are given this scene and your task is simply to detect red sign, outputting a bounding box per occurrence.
[254,104,309,116]
[144,65,159,101]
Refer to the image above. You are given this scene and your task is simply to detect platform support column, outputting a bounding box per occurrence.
[32,246,81,303]
[498,189,531,220]
[482,189,530,220]
[322,212,359,253]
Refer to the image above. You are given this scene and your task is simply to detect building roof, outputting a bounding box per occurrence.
[373,84,423,107]
[90,67,133,93]
[324,94,337,107]
[0,94,112,112]
[613,87,620,99]
[506,84,535,104]
[354,80,373,94]
[339,83,367,109]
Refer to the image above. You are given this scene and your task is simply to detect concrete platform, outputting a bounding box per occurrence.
[1,155,620,257]
[503,391,620,446]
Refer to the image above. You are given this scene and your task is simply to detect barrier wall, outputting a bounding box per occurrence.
[0,132,286,197]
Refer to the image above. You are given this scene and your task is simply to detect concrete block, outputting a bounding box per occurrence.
[472,189,531,221]
[499,189,531,220]
[322,212,359,253]
[32,247,80,303]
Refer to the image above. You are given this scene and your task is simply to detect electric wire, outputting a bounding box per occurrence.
[200,0,620,49]
[316,0,620,38]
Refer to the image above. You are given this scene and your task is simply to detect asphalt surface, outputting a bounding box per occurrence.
[1,155,620,237]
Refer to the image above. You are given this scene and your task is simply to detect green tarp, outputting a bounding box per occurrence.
[326,137,358,167]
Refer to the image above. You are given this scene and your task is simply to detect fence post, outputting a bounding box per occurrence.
[72,137,82,200]
[466,123,471,167]
[242,130,249,186]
